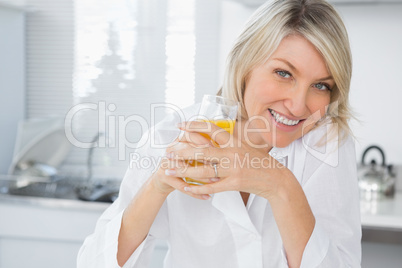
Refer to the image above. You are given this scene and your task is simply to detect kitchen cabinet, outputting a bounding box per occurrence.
[0,195,167,268]
[2,191,402,268]
[0,195,108,268]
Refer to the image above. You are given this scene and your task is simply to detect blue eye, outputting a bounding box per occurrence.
[314,83,331,91]
[276,70,291,78]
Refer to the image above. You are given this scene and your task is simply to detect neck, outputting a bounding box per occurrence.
[233,120,273,154]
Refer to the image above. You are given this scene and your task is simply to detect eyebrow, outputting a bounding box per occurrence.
[272,57,334,81]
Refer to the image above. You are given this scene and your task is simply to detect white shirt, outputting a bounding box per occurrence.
[77,104,362,268]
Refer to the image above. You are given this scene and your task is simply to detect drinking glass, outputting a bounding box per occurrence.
[183,95,238,185]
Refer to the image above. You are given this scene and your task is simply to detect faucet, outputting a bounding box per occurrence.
[87,132,104,181]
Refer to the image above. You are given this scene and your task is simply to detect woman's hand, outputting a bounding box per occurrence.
[165,121,287,200]
[149,129,216,200]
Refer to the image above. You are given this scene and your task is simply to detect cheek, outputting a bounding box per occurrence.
[300,95,331,133]
[244,84,276,111]
[244,87,263,116]
[309,94,331,118]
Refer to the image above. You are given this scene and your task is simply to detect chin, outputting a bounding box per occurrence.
[263,133,299,149]
[271,140,293,148]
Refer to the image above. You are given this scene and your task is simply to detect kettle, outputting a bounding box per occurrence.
[358,145,396,200]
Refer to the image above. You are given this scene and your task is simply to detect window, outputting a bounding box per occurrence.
[25,0,220,179]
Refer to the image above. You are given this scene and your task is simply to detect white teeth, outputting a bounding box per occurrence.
[269,109,300,126]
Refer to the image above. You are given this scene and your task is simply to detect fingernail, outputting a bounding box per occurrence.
[165,169,176,176]
[202,194,211,200]
[166,152,174,159]
[184,186,192,192]
[210,177,220,182]
[177,122,185,128]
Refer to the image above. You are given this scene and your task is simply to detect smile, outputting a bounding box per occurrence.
[268,109,301,126]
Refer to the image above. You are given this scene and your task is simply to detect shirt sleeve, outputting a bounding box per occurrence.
[76,129,171,268]
[76,103,205,267]
[299,135,362,268]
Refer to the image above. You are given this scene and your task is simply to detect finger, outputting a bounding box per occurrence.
[165,176,211,200]
[177,121,232,146]
[166,142,225,162]
[159,157,209,173]
[177,131,213,147]
[166,142,207,158]
[158,158,186,171]
[165,162,227,179]
[183,176,221,184]
[164,160,223,182]
[183,179,230,195]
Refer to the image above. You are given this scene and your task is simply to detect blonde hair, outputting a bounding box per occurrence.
[218,0,353,142]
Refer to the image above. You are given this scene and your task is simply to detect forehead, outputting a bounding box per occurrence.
[267,35,330,77]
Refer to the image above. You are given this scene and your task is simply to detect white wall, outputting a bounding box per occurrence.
[219,1,402,165]
[219,1,254,84]
[337,4,402,165]
[0,6,25,174]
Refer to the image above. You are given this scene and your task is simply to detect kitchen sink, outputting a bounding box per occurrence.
[0,175,120,203]
[8,180,77,199]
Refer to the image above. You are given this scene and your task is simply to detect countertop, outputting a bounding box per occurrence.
[0,193,110,212]
[2,191,402,230]
[360,191,402,230]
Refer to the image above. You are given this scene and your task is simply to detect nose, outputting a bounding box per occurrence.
[283,84,309,118]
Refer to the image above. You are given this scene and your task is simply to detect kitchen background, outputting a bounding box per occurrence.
[0,0,401,267]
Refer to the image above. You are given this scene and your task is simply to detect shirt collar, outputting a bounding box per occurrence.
[269,142,293,166]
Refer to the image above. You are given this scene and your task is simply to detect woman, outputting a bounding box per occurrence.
[77,0,361,267]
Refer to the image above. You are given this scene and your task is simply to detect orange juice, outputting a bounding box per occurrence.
[184,119,235,185]
[203,119,235,134]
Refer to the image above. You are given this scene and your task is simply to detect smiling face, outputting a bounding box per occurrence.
[243,34,334,148]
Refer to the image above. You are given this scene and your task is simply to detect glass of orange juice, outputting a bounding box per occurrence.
[183,95,238,185]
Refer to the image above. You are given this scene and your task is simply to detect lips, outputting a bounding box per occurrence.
[268,109,303,126]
